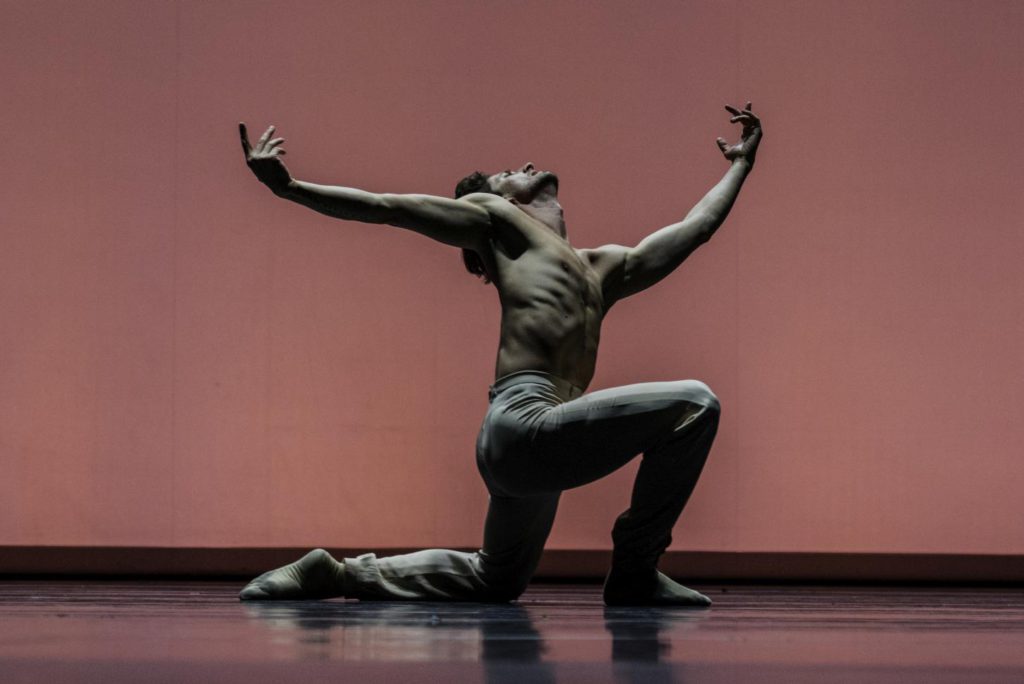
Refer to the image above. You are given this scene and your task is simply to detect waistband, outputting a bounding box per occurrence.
[488,370,585,403]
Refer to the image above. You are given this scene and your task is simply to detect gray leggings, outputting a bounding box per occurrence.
[342,370,721,602]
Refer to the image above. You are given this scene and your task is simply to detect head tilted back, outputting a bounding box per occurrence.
[454,171,493,200]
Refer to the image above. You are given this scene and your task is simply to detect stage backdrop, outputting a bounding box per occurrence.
[2,0,1021,561]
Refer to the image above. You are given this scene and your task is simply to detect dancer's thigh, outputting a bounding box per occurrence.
[528,380,716,491]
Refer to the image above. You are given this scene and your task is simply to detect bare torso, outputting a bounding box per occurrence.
[241,103,761,397]
[468,195,614,391]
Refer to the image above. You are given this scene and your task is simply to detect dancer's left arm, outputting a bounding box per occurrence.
[590,103,762,305]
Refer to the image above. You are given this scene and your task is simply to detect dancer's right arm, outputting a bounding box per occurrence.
[239,123,490,250]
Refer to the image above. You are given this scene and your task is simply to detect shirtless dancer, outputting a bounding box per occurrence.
[237,103,762,606]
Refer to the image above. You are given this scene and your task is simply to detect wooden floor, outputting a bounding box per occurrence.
[1,581,1023,682]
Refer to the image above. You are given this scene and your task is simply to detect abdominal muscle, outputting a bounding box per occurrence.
[479,201,608,391]
[494,292,603,392]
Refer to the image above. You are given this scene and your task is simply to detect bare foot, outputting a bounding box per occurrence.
[603,568,711,607]
[239,548,346,601]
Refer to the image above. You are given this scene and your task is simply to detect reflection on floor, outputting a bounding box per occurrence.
[1,581,1023,682]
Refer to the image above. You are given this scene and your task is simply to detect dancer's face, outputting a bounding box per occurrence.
[488,163,559,202]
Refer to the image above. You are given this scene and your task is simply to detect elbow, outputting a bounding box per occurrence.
[689,212,718,240]
[691,215,719,245]
[365,192,401,224]
[376,192,399,213]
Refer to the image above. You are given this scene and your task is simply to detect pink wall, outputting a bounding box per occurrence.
[2,0,1021,555]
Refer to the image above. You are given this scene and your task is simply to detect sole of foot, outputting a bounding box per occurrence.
[239,548,345,601]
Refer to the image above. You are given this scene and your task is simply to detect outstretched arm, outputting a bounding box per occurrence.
[239,123,490,250]
[593,103,762,304]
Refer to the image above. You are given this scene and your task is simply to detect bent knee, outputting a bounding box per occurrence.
[677,379,721,416]
[481,573,530,603]
[476,559,533,602]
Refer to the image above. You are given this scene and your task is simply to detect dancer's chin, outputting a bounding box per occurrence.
[536,171,559,194]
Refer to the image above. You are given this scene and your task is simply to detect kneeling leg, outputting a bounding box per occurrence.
[342,493,560,603]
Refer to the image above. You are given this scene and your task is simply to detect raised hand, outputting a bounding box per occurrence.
[240,122,293,195]
[715,102,762,166]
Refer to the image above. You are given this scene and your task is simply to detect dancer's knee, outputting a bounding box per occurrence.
[480,569,530,603]
[677,379,721,416]
[473,552,532,602]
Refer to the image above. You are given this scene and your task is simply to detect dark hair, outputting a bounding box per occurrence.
[454,171,497,283]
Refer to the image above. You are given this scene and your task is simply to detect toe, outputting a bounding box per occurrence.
[239,583,270,601]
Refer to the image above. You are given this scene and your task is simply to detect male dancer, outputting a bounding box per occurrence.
[238,103,762,606]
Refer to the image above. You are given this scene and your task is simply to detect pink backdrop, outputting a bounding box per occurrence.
[2,0,1021,555]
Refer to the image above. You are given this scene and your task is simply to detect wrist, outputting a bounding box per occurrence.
[273,178,299,198]
[732,157,754,172]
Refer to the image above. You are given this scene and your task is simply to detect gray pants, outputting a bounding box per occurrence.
[342,370,721,602]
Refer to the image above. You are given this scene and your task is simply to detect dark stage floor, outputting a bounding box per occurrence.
[1,581,1023,682]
